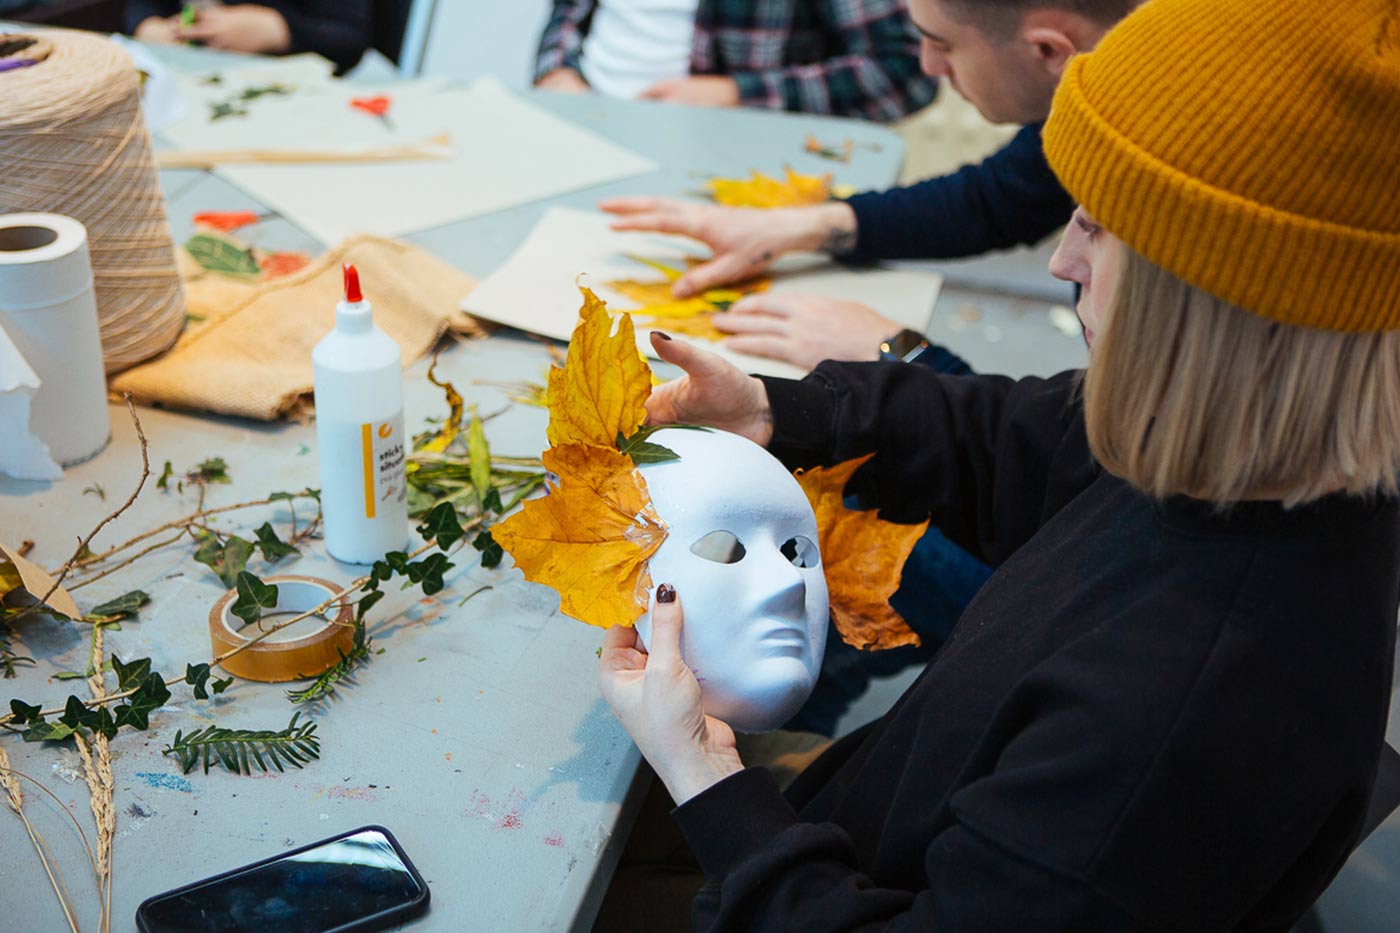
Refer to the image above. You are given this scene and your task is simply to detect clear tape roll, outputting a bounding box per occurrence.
[209,575,356,683]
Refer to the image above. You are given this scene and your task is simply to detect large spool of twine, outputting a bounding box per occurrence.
[0,31,185,373]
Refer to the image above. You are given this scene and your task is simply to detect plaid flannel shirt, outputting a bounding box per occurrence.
[535,0,937,122]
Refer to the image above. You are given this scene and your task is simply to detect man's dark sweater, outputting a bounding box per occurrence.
[673,366,1400,931]
[843,123,1074,261]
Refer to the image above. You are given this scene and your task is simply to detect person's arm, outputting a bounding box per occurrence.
[266,0,371,74]
[728,0,937,121]
[841,123,1076,261]
[534,0,595,84]
[760,364,1090,566]
[126,0,179,36]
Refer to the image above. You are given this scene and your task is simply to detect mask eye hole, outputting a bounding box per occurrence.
[780,535,819,569]
[690,530,746,564]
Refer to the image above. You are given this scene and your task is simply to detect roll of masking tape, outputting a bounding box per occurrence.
[209,575,356,683]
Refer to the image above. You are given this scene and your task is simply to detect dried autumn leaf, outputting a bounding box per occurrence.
[709,167,831,208]
[606,257,769,343]
[795,455,928,650]
[545,287,652,448]
[491,444,666,628]
[193,210,263,233]
[0,541,81,620]
[258,250,311,280]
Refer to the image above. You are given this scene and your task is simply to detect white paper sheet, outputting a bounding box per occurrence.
[462,207,944,380]
[160,66,658,245]
[0,324,61,481]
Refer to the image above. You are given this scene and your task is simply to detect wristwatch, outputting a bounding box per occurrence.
[879,328,930,363]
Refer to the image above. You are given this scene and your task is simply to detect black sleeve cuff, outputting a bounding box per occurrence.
[758,374,837,469]
[840,190,889,263]
[672,767,800,879]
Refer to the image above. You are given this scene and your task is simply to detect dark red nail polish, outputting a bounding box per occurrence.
[653,331,673,342]
[657,583,676,603]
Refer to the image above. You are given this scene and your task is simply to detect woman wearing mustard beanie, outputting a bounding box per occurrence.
[594,0,1400,928]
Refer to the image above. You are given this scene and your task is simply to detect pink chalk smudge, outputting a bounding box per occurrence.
[543,832,565,848]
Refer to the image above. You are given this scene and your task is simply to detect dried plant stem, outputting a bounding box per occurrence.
[9,396,150,628]
[67,532,186,594]
[0,757,94,933]
[0,525,479,727]
[77,625,115,933]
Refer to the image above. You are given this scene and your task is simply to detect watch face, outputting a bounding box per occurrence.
[882,329,928,361]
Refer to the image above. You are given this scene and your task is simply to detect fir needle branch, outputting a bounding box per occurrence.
[0,523,481,726]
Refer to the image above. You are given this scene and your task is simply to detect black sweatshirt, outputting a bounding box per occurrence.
[672,366,1400,931]
[124,0,371,74]
[841,123,1075,262]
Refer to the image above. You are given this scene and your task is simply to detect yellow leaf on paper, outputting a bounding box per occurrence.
[606,257,770,343]
[491,444,667,628]
[709,167,831,208]
[545,286,653,448]
[0,542,82,620]
[795,456,928,650]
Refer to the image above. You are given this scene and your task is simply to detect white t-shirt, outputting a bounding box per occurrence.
[580,0,700,100]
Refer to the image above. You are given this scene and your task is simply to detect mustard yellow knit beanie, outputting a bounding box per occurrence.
[1043,0,1400,332]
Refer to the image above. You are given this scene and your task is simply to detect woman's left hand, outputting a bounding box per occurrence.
[598,585,744,804]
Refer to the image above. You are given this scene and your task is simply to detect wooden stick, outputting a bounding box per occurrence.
[156,132,454,169]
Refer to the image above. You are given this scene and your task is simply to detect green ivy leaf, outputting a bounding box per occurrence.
[416,502,465,552]
[405,553,454,596]
[185,234,260,278]
[53,670,87,681]
[467,406,491,504]
[355,589,386,623]
[617,425,683,464]
[193,530,254,589]
[91,590,150,620]
[190,457,232,484]
[269,488,319,503]
[211,676,234,695]
[156,461,174,491]
[231,572,279,627]
[113,673,172,732]
[253,522,298,562]
[59,695,97,731]
[22,720,75,743]
[110,655,153,692]
[482,487,503,514]
[472,529,503,570]
[186,662,212,700]
[9,698,42,724]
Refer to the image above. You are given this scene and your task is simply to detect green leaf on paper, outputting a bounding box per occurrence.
[186,234,261,278]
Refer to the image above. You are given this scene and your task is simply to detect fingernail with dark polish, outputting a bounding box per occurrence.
[657,583,676,603]
[653,331,672,342]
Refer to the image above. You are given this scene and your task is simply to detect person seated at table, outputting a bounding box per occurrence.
[604,0,1141,734]
[534,0,937,122]
[596,0,1400,926]
[126,0,371,75]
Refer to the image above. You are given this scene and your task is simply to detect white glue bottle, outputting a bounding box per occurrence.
[312,264,409,563]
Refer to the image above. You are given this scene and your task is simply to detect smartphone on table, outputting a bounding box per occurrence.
[136,824,429,932]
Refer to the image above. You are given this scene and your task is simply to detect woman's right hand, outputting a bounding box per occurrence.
[646,332,773,447]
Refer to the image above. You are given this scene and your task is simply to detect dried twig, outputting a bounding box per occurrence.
[0,753,85,933]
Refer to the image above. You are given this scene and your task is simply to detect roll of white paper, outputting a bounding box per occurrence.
[0,213,110,467]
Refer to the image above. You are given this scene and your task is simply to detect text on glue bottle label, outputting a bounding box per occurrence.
[360,415,406,519]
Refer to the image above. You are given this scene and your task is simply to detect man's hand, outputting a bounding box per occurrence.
[134,16,182,44]
[715,293,901,371]
[638,75,740,107]
[598,587,743,805]
[645,332,774,447]
[601,196,858,297]
[175,5,291,54]
[536,67,590,93]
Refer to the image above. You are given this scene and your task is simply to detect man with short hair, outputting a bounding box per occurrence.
[605,0,1143,735]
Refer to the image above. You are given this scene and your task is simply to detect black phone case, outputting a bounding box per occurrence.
[135,824,430,933]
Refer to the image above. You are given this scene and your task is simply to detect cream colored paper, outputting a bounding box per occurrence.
[161,66,658,245]
[462,207,944,379]
[0,324,61,481]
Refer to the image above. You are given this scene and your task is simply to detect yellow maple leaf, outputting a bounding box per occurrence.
[709,167,831,208]
[795,455,929,650]
[606,257,769,343]
[545,286,653,448]
[490,443,667,628]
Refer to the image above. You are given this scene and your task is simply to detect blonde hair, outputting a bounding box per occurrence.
[1083,249,1400,508]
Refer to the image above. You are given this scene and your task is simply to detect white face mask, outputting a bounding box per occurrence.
[636,428,828,733]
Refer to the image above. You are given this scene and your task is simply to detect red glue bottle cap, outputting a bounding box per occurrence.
[343,263,363,303]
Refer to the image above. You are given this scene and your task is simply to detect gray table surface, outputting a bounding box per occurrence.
[0,44,912,933]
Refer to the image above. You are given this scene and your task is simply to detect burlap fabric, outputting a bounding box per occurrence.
[112,236,483,420]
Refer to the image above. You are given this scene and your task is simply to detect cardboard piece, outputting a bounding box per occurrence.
[0,542,81,619]
[462,207,944,379]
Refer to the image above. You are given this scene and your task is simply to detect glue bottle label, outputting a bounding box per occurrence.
[359,415,406,519]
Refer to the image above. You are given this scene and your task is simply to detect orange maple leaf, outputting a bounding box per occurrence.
[490,443,666,628]
[545,286,652,448]
[795,454,929,650]
[606,256,769,343]
[709,167,831,208]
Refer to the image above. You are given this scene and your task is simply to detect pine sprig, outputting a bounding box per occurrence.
[285,624,371,704]
[163,713,319,776]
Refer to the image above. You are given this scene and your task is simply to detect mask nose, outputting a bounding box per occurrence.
[752,548,808,621]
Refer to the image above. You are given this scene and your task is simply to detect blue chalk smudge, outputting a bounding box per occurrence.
[135,772,194,793]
